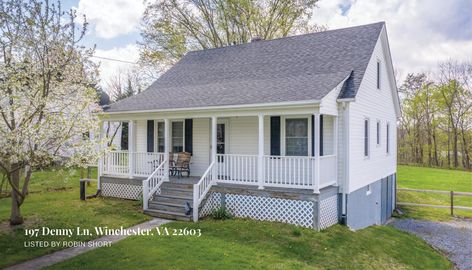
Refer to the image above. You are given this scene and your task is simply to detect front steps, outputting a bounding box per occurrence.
[144,181,195,221]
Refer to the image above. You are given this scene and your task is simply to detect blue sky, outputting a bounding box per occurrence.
[63,0,472,89]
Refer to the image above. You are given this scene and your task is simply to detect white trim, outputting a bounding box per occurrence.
[336,98,355,102]
[102,99,321,115]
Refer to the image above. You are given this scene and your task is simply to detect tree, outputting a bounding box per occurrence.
[0,0,100,225]
[139,0,325,70]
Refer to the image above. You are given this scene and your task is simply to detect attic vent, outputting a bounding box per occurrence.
[251,36,263,42]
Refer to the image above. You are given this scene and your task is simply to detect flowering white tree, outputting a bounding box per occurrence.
[0,0,101,225]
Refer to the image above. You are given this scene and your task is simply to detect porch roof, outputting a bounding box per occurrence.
[105,22,384,113]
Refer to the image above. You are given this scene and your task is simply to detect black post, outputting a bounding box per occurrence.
[450,191,454,216]
[80,180,86,200]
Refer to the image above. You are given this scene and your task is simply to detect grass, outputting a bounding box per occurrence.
[397,165,472,221]
[46,219,452,270]
[0,167,150,268]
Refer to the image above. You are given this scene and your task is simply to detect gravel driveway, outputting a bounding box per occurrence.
[390,218,472,270]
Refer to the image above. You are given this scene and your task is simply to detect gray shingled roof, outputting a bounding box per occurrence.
[106,22,384,113]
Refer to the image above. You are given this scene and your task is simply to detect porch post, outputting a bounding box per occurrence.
[164,119,170,181]
[313,113,320,193]
[211,116,217,181]
[333,116,338,185]
[128,120,136,179]
[257,114,264,189]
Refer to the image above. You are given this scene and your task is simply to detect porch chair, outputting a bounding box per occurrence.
[169,152,191,178]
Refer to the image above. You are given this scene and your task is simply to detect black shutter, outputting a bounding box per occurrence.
[185,119,193,154]
[320,115,324,156]
[270,116,280,156]
[147,120,154,152]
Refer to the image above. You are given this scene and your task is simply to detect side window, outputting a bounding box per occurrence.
[386,123,390,154]
[377,61,381,89]
[376,121,381,146]
[364,118,370,157]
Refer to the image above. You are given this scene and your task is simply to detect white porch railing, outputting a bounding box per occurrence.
[319,155,337,188]
[216,154,258,185]
[102,151,165,177]
[102,151,129,176]
[193,161,216,221]
[142,159,167,210]
[263,155,316,188]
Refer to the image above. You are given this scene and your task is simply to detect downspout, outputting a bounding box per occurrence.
[341,102,350,224]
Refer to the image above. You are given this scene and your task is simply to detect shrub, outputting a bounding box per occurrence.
[211,206,232,220]
[292,227,302,237]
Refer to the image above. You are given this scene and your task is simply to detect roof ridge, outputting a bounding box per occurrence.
[186,21,385,54]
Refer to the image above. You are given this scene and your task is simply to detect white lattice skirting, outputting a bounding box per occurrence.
[200,192,315,229]
[319,195,339,229]
[101,183,142,200]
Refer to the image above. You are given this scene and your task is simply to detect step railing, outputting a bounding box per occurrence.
[142,159,167,210]
[193,161,216,222]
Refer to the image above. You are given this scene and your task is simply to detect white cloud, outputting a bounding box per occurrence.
[312,0,472,77]
[93,44,140,88]
[76,0,145,39]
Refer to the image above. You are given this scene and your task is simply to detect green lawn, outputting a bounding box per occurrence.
[397,165,472,221]
[46,219,452,270]
[0,167,150,268]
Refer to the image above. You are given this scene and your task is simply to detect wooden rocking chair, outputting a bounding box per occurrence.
[169,152,191,178]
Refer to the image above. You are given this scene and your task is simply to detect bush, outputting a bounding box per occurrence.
[211,206,232,220]
[292,227,302,237]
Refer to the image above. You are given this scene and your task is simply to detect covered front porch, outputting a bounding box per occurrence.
[98,105,340,224]
[99,113,339,192]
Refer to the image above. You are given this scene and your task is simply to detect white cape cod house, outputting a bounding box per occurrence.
[98,22,400,230]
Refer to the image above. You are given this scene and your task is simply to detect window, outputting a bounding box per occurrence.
[376,120,381,146]
[157,122,165,152]
[364,119,369,157]
[386,122,390,154]
[285,118,308,156]
[172,121,184,153]
[377,61,381,89]
[366,184,372,195]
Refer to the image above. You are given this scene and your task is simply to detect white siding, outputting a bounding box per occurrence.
[191,118,210,176]
[320,79,345,116]
[135,120,147,153]
[228,116,258,155]
[347,29,397,193]
[322,115,334,155]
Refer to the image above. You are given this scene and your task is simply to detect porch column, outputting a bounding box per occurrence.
[211,116,217,181]
[164,119,170,181]
[128,120,136,179]
[313,113,320,193]
[257,114,264,189]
